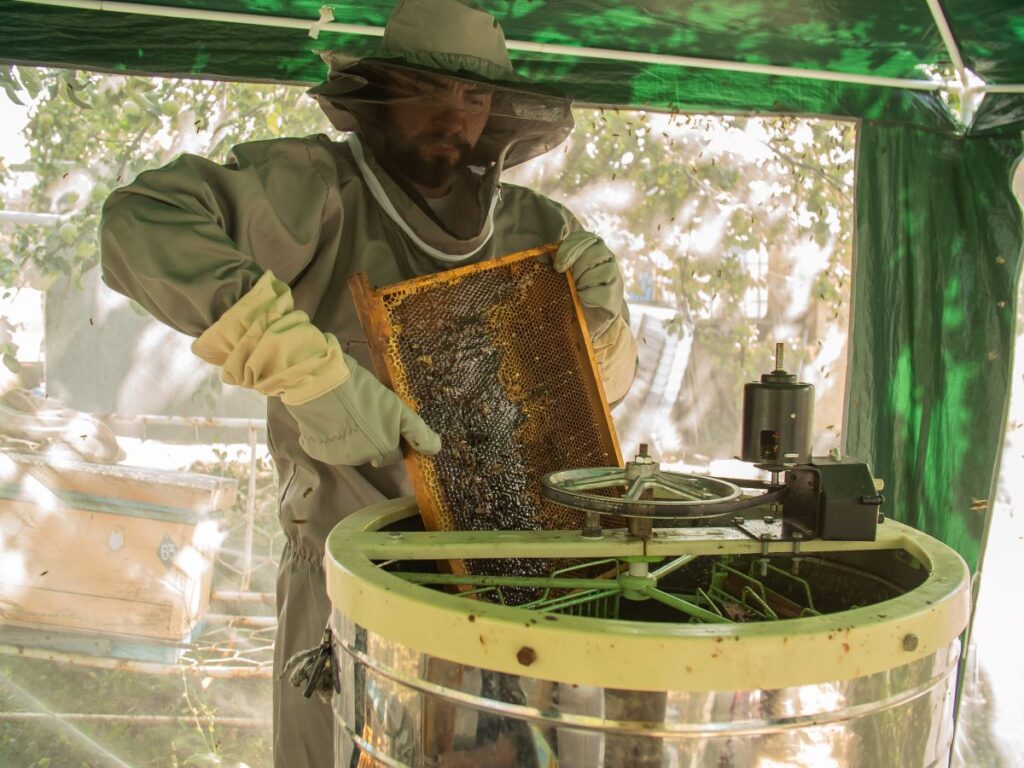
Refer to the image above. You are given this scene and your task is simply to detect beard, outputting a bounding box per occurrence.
[383,128,473,190]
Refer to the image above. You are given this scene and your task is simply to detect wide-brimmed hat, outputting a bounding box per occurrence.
[308,0,574,168]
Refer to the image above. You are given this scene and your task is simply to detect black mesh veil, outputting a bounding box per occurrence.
[309,58,574,169]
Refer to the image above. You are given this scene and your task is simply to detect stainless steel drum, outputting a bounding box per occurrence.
[326,498,970,768]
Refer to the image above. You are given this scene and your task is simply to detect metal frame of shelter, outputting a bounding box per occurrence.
[11,0,1024,118]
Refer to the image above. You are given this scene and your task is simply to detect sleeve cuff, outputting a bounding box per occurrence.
[190,270,351,404]
[592,315,638,404]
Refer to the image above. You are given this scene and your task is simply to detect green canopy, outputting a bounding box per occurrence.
[2,0,1024,569]
[3,0,1023,130]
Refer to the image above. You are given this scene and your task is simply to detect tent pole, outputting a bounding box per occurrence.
[15,0,952,94]
[505,40,943,92]
[924,0,968,87]
[923,0,972,123]
[975,84,1024,94]
[12,0,389,37]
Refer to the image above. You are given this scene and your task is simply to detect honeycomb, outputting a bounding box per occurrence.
[353,245,622,586]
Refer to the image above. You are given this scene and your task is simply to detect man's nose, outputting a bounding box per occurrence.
[430,103,466,133]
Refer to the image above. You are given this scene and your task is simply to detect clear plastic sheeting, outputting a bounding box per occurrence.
[0,66,864,763]
[954,307,1024,767]
[0,419,280,766]
[506,111,856,470]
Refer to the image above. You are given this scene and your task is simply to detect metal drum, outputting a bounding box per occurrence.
[326,498,970,768]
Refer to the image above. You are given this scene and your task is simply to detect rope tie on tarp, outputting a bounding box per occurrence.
[308,6,334,40]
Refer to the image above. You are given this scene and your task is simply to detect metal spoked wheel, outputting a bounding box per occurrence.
[541,465,747,519]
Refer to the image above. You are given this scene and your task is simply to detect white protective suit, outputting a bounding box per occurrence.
[100,1,637,765]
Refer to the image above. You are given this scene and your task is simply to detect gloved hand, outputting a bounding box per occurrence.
[551,231,638,403]
[191,271,440,467]
[553,231,625,337]
[285,352,441,468]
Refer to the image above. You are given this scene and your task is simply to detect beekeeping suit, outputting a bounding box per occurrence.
[100,1,637,765]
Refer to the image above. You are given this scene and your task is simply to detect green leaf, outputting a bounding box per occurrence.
[130,90,159,115]
[58,223,78,245]
[59,76,92,110]
[1,84,25,107]
[2,354,22,374]
[65,87,93,110]
[75,240,97,259]
[0,67,22,92]
[16,66,42,99]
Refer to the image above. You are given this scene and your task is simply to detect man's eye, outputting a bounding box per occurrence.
[417,83,447,97]
[386,85,419,99]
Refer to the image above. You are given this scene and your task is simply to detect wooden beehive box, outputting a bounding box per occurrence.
[0,451,236,642]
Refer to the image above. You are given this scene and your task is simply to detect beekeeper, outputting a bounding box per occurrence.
[100,0,637,764]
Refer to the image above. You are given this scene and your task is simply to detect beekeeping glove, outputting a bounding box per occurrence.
[554,231,624,337]
[192,271,440,467]
[553,232,638,403]
[284,357,441,467]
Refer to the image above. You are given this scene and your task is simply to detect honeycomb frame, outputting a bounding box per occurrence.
[349,243,623,561]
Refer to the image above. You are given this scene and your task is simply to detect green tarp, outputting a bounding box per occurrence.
[2,0,1024,569]
[3,0,1024,129]
[847,128,1023,569]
